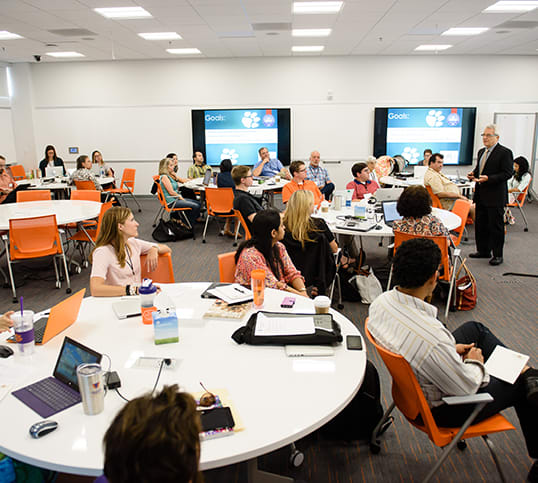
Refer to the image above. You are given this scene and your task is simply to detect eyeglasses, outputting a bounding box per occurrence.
[298,168,307,173]
[481,133,497,138]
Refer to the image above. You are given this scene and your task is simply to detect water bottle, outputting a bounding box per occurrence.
[100,166,105,177]
[12,310,35,356]
[139,279,157,325]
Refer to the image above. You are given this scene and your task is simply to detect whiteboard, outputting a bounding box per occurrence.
[494,112,537,194]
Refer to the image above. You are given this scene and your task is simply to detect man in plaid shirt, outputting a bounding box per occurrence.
[306,151,334,201]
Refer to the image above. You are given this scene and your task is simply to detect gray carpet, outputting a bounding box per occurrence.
[1,195,537,483]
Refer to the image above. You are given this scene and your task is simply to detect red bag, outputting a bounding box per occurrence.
[455,259,477,311]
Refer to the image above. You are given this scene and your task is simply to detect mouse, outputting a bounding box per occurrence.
[375,224,383,230]
[0,345,14,358]
[29,420,58,439]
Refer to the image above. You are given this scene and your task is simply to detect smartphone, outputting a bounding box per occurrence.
[200,407,235,432]
[346,335,363,351]
[281,297,296,308]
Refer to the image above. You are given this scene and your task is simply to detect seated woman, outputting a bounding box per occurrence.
[70,155,118,204]
[90,207,171,297]
[508,156,531,204]
[92,150,115,189]
[217,158,237,237]
[393,185,451,239]
[234,208,308,297]
[282,190,337,294]
[158,157,201,227]
[101,385,201,483]
[39,144,66,177]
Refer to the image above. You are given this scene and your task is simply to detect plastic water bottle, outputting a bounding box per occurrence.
[100,166,105,177]
[12,310,35,356]
[139,279,157,325]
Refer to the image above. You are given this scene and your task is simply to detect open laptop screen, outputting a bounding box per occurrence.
[382,201,403,224]
[53,337,102,391]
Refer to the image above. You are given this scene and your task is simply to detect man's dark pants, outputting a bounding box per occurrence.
[475,205,505,257]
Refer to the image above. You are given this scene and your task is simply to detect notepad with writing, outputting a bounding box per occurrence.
[254,313,315,336]
[206,284,253,304]
[484,346,529,384]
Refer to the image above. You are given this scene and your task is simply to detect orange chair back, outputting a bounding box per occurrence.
[96,201,114,235]
[507,181,530,207]
[74,180,96,191]
[71,190,100,202]
[10,165,26,181]
[425,185,443,209]
[205,188,234,215]
[218,251,236,283]
[9,214,62,260]
[393,231,450,281]
[17,190,51,202]
[140,252,175,283]
[450,199,471,247]
[235,210,251,240]
[120,168,136,191]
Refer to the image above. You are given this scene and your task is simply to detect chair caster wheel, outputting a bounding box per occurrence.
[369,442,381,454]
[12,297,18,304]
[202,240,206,244]
[524,228,528,232]
[457,440,467,451]
[152,224,156,228]
[138,209,141,213]
[66,288,72,294]
[337,304,344,309]
[289,449,304,468]
[233,242,238,247]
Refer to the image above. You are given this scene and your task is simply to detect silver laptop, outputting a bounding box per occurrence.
[45,166,64,177]
[112,298,141,319]
[375,188,403,203]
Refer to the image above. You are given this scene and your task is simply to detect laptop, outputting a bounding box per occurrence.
[194,169,213,188]
[414,165,428,179]
[375,188,404,204]
[7,289,85,345]
[12,336,102,418]
[382,200,403,227]
[112,297,141,319]
[45,166,64,178]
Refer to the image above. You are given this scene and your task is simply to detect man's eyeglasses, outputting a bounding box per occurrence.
[481,133,497,138]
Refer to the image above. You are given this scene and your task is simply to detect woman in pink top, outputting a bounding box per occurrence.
[234,209,308,297]
[90,207,171,297]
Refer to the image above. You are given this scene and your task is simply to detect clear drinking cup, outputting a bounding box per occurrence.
[12,310,35,356]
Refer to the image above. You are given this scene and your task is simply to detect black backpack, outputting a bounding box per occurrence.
[321,360,386,441]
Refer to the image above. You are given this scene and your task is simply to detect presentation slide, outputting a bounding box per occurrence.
[386,108,464,165]
[204,109,279,165]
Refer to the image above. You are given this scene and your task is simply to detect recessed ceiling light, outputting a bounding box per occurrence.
[46,51,85,58]
[293,2,343,14]
[0,31,23,40]
[292,28,332,37]
[166,48,201,55]
[414,44,452,51]
[138,32,182,40]
[442,27,489,36]
[292,45,325,52]
[483,1,538,12]
[94,7,152,19]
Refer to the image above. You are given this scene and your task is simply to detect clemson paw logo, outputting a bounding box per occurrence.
[242,111,260,128]
[221,148,239,163]
[426,110,445,127]
[402,147,419,163]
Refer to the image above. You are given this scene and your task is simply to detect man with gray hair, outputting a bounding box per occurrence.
[467,124,513,266]
[306,150,334,200]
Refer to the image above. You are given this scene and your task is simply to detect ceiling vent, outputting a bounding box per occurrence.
[48,28,97,37]
[251,23,292,31]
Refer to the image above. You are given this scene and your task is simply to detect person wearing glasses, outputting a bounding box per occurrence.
[231,165,262,233]
[282,160,322,205]
[467,124,513,266]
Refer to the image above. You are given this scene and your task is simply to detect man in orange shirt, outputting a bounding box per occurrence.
[0,155,18,204]
[282,161,322,206]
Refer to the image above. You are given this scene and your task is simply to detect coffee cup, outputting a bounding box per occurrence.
[275,175,281,183]
[314,296,331,314]
[321,200,329,213]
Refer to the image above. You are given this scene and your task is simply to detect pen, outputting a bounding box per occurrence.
[234,287,246,295]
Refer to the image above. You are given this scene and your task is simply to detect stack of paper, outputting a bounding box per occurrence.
[207,284,253,304]
[254,313,315,336]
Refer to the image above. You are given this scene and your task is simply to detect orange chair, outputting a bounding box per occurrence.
[74,180,97,191]
[140,252,175,283]
[154,177,195,238]
[505,181,530,232]
[68,201,113,267]
[105,168,141,212]
[203,188,242,244]
[218,251,236,283]
[9,165,26,181]
[425,185,443,209]
[17,190,51,202]
[387,231,462,321]
[449,199,471,247]
[234,210,251,245]
[70,190,100,202]
[364,319,515,482]
[6,214,71,302]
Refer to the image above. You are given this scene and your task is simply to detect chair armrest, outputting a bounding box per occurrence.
[442,393,493,405]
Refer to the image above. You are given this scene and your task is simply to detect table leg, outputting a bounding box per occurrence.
[247,459,293,483]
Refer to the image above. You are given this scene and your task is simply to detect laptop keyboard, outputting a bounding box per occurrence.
[33,318,47,344]
[26,378,80,411]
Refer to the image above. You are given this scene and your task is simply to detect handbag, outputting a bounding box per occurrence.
[168,218,194,240]
[454,259,477,311]
[151,219,177,242]
[350,266,383,304]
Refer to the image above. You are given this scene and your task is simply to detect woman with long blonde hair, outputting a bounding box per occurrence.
[282,190,337,294]
[90,207,171,297]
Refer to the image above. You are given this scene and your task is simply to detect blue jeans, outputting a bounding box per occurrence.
[320,182,335,201]
[168,198,200,226]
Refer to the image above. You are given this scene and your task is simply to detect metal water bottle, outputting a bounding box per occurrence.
[77,363,104,415]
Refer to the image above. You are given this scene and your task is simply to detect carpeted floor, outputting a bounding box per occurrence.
[1,195,537,483]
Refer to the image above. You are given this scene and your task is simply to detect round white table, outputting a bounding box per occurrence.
[0,283,366,477]
[315,204,461,237]
[0,200,101,231]
[183,177,289,195]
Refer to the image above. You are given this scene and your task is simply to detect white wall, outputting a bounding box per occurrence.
[8,55,538,194]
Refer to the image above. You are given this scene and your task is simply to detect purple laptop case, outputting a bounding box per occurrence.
[12,377,81,418]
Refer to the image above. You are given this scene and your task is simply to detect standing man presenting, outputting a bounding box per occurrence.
[467,124,513,266]
[306,151,334,201]
[252,147,290,179]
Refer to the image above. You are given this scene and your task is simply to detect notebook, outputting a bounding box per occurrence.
[12,336,102,418]
[382,200,403,227]
[7,289,85,345]
[112,297,141,319]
